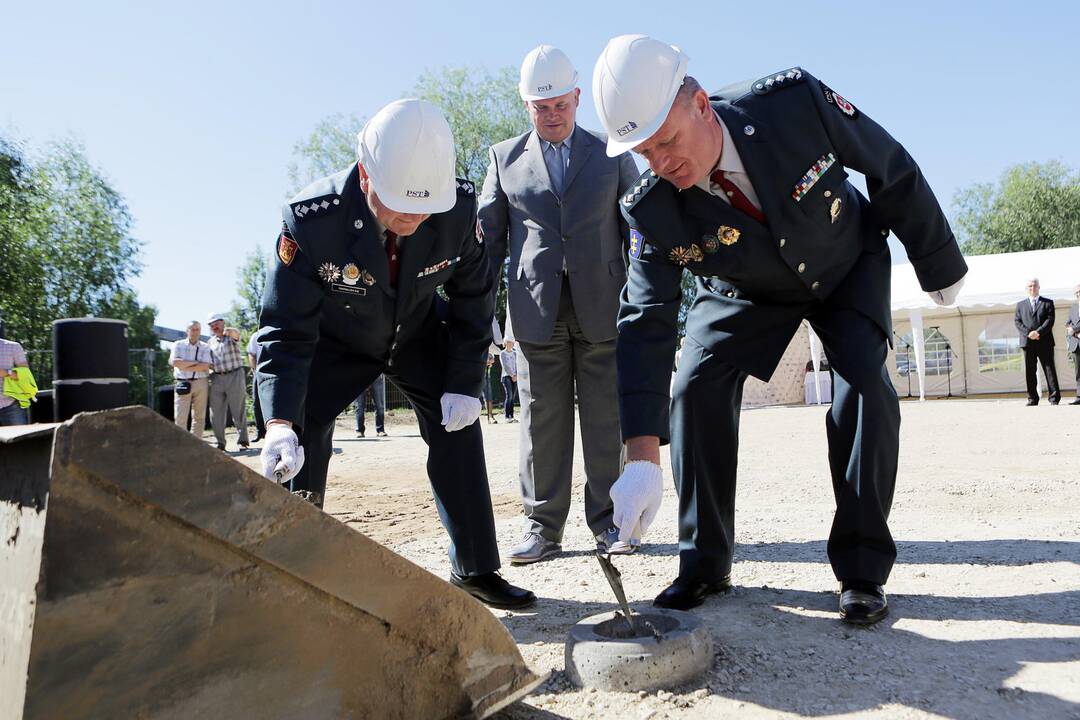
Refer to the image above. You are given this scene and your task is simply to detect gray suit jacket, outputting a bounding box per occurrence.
[1066,303,1080,353]
[478,126,639,344]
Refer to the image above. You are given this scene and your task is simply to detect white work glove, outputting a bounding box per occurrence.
[260,424,305,485]
[609,461,664,544]
[928,275,965,307]
[440,393,481,432]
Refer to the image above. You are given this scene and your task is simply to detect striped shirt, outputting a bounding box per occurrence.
[0,339,29,409]
[208,333,245,373]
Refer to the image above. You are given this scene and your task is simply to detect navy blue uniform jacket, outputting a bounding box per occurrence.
[618,68,968,441]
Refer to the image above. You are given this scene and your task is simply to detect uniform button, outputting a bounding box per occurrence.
[726,290,735,298]
[344,304,351,310]
[391,342,398,350]
[811,281,820,291]
[395,324,401,332]
[823,190,832,198]
[387,359,394,367]
[881,228,889,236]
[797,262,806,273]
[778,237,786,248]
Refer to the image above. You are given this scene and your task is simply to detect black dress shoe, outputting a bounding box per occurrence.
[450,572,537,610]
[839,582,888,625]
[1070,399,1080,405]
[653,575,732,610]
[1026,400,1039,406]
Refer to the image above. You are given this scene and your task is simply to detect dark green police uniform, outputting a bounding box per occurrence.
[257,163,500,576]
[618,68,967,587]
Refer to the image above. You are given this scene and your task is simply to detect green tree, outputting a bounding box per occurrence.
[0,135,166,404]
[287,112,365,192]
[229,247,271,333]
[411,65,530,183]
[953,161,1080,255]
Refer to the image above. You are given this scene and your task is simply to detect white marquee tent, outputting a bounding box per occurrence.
[884,246,1080,400]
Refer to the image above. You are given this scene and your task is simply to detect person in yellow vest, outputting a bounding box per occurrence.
[0,333,33,426]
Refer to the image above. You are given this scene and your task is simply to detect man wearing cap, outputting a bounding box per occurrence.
[207,312,251,451]
[478,44,640,564]
[256,99,534,609]
[592,35,968,624]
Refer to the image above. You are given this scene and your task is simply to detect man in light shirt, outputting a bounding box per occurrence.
[169,320,211,434]
[207,312,251,450]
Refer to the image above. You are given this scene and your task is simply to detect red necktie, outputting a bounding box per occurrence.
[385,231,399,288]
[710,169,766,224]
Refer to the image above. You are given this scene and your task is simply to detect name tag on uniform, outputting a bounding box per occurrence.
[331,283,366,296]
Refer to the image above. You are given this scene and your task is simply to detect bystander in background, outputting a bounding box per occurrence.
[500,339,518,423]
[169,320,210,434]
[207,312,250,450]
[0,319,32,426]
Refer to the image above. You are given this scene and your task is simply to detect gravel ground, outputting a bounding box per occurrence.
[233,398,1080,719]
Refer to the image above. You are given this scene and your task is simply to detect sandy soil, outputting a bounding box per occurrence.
[232,398,1080,719]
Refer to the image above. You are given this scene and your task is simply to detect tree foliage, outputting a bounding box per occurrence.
[953,161,1080,255]
[0,135,169,402]
[287,112,365,193]
[229,247,271,334]
[411,65,530,184]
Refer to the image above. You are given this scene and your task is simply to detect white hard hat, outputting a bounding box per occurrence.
[357,99,457,214]
[519,44,579,101]
[592,34,690,157]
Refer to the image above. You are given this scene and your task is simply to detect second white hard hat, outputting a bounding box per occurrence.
[357,99,457,215]
[592,34,689,157]
[519,44,579,101]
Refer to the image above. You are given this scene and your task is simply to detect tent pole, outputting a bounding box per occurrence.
[957,308,969,396]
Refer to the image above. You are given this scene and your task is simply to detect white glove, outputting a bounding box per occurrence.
[261,424,305,485]
[928,275,965,307]
[440,393,481,432]
[609,461,664,544]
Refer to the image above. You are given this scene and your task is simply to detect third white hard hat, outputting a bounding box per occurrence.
[519,44,579,101]
[357,99,457,215]
[592,34,689,157]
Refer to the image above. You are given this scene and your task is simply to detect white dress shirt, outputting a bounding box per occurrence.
[694,113,762,212]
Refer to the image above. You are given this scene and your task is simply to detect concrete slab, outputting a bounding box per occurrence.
[2,407,539,719]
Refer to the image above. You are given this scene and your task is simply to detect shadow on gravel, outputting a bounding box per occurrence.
[680,584,1080,718]
[499,539,1080,718]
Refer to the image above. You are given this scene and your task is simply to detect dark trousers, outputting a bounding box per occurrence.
[1023,342,1060,403]
[251,373,265,439]
[354,374,386,433]
[0,403,28,426]
[671,308,899,586]
[1073,351,1080,398]
[516,278,622,540]
[289,330,500,576]
[501,376,516,419]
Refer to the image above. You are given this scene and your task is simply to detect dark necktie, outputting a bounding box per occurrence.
[385,231,399,288]
[710,169,766,224]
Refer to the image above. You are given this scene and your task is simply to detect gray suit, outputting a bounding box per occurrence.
[479,125,638,540]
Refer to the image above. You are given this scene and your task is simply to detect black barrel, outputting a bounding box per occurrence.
[52,318,130,421]
[52,318,128,381]
[29,389,54,423]
[53,380,129,420]
[157,385,176,422]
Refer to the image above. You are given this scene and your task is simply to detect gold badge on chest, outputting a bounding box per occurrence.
[717,225,740,246]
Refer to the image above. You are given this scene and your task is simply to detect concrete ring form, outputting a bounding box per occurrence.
[565,609,713,692]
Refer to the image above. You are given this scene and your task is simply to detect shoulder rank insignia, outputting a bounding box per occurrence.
[752,67,804,95]
[819,81,858,118]
[277,224,298,266]
[291,192,342,223]
[623,170,660,209]
[628,229,644,259]
[456,178,475,195]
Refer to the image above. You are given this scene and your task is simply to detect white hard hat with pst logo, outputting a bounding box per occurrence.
[592,34,689,157]
[519,44,579,101]
[357,99,457,214]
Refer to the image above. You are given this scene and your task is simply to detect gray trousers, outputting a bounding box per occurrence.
[516,279,622,541]
[210,368,249,446]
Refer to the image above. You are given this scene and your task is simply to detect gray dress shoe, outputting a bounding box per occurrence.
[595,526,639,555]
[508,533,561,565]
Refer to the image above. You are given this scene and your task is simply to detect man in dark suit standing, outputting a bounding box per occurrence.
[1065,284,1080,405]
[1014,278,1061,406]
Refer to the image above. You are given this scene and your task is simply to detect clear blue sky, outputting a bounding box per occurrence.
[4,1,1077,331]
